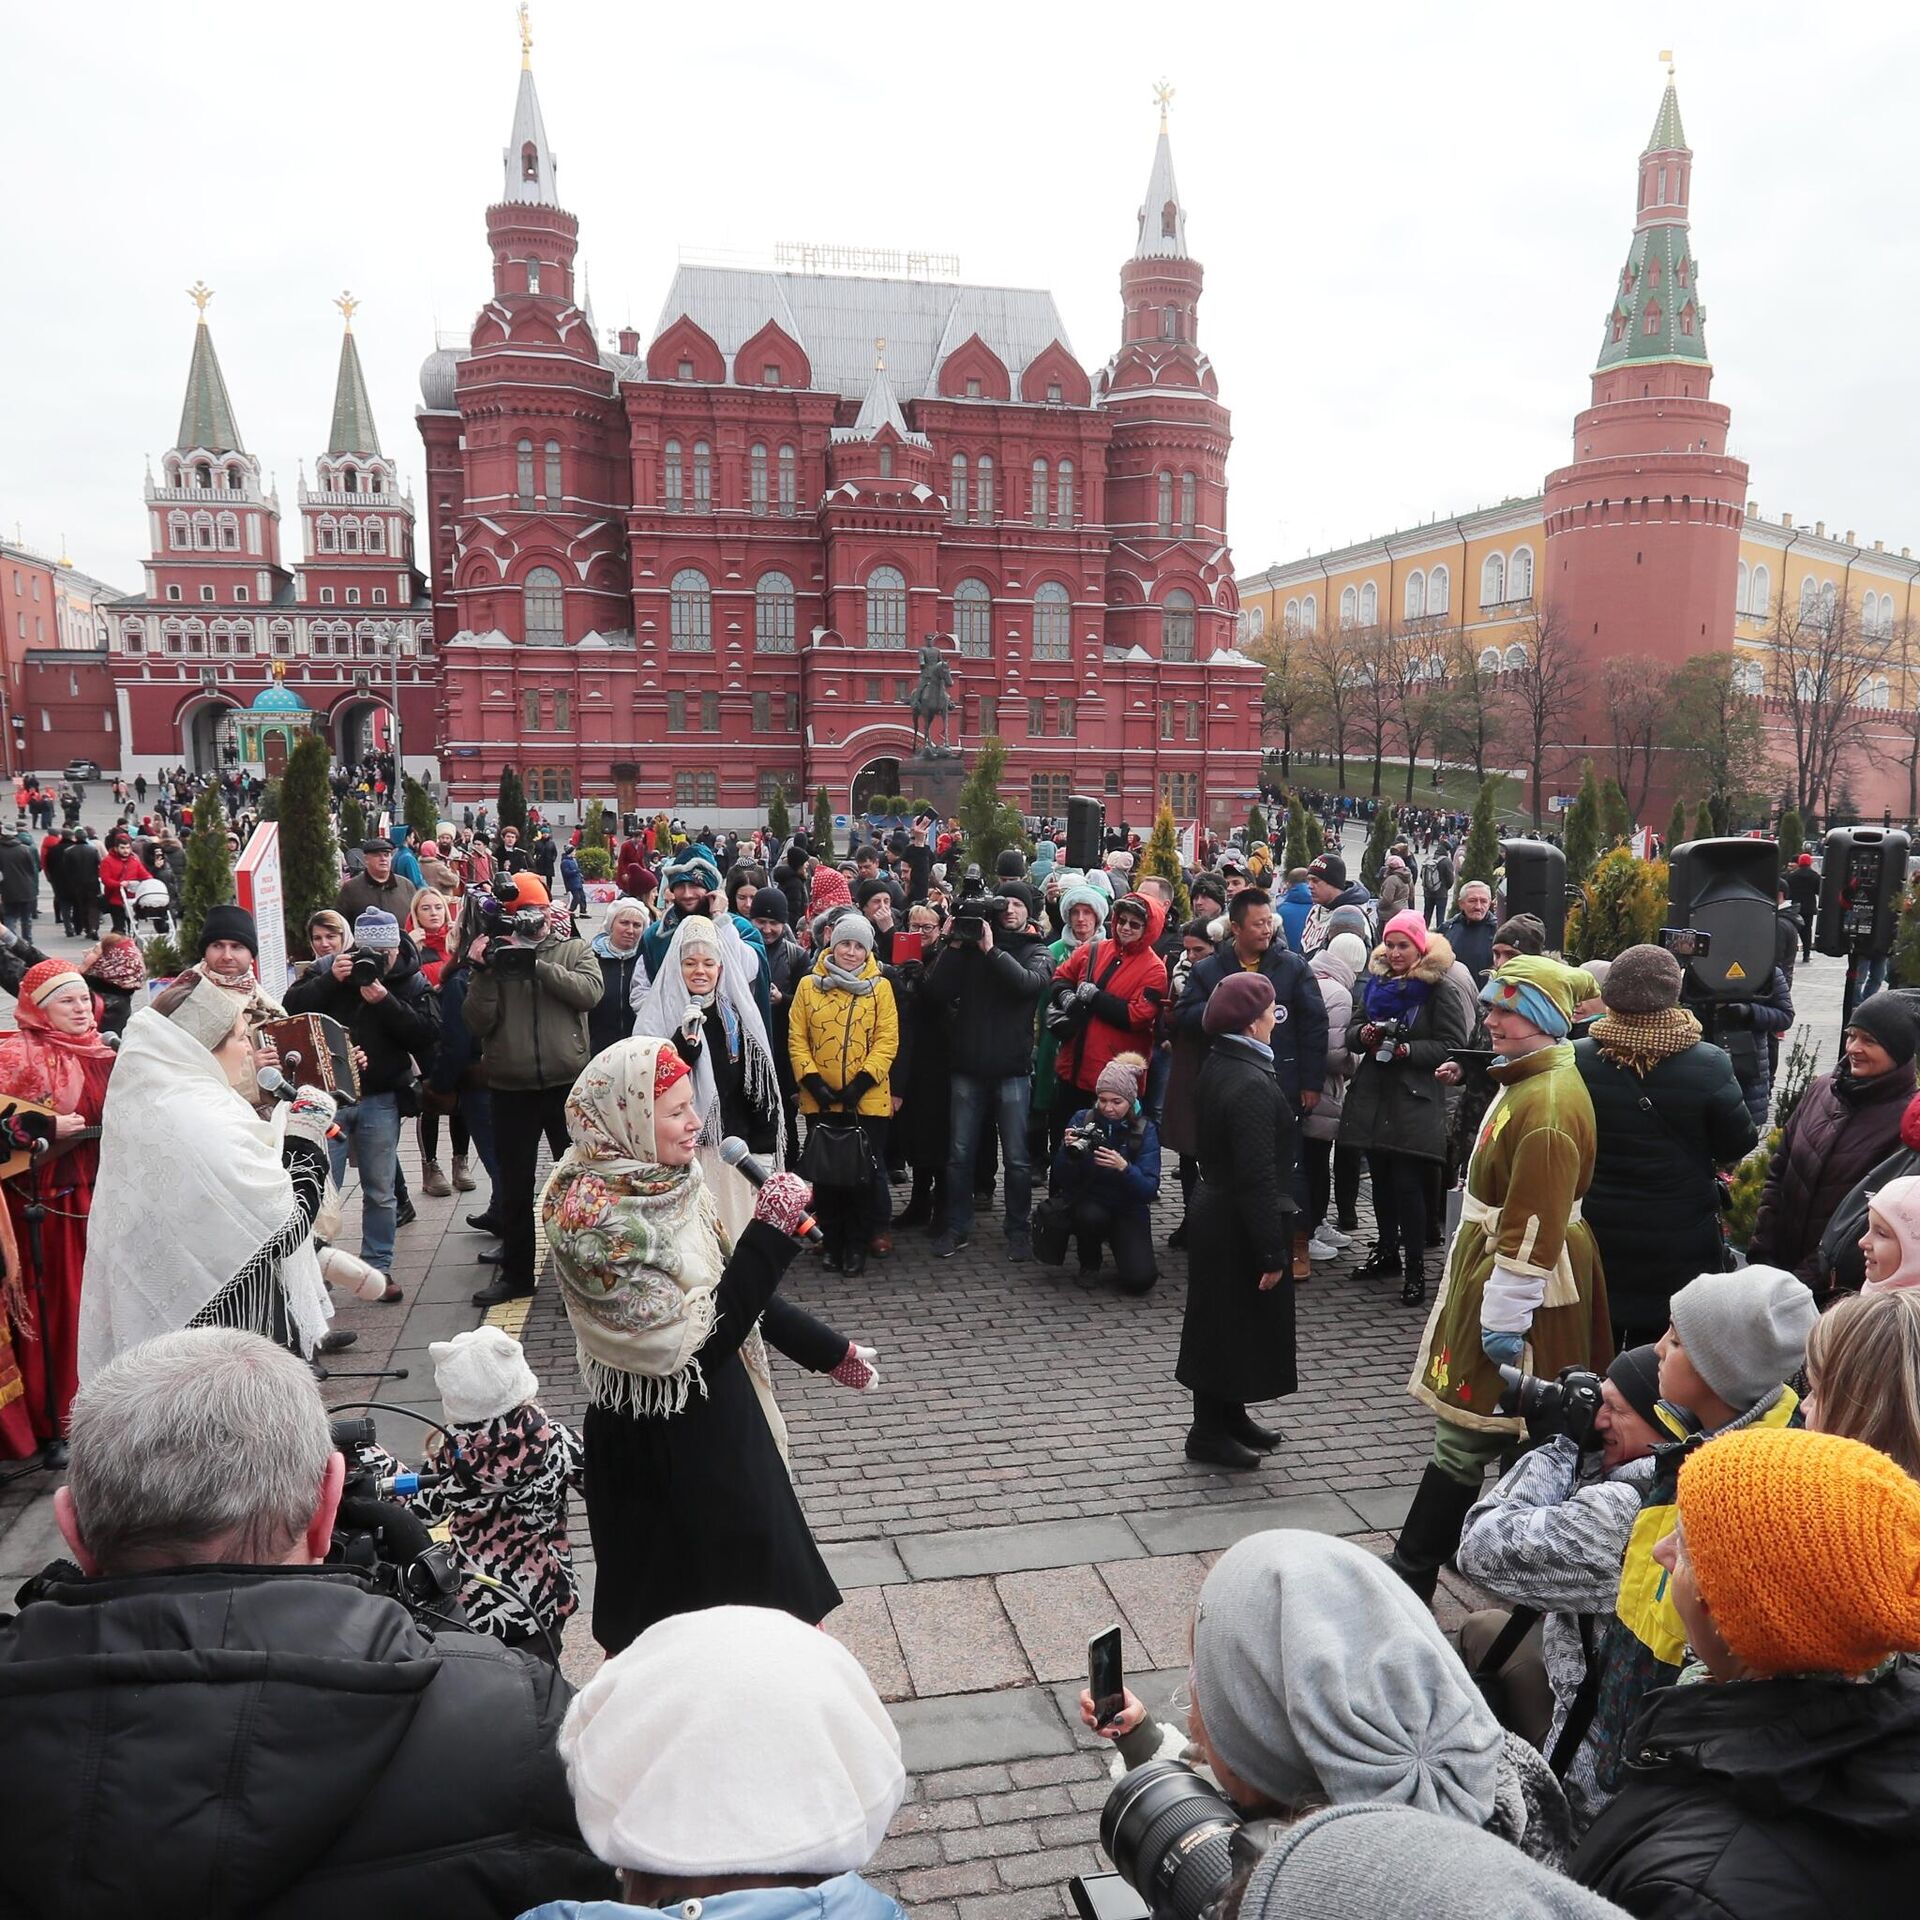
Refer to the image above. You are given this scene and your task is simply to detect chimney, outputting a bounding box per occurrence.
[617,326,640,355]
[1747,500,1759,515]
[1846,530,1856,546]
[1875,539,1885,552]
[1781,512,1794,528]
[1815,520,1826,538]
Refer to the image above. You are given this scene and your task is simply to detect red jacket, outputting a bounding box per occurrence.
[1050,897,1169,1094]
[98,850,154,895]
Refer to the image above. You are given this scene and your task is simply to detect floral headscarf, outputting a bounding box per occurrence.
[81,935,148,994]
[0,964,116,1115]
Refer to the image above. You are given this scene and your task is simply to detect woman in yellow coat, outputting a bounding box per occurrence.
[788,912,899,1273]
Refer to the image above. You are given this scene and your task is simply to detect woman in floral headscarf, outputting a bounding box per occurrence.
[76,931,146,1037]
[542,1036,878,1652]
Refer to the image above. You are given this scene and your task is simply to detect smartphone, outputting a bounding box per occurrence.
[892,932,924,967]
[1088,1624,1125,1733]
[1069,1874,1152,1920]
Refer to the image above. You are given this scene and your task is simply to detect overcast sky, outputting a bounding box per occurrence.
[7,2,1917,593]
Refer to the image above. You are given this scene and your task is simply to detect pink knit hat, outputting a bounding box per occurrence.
[1382,908,1430,954]
[1864,1175,1920,1295]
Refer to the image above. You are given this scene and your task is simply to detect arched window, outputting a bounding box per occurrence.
[777,444,797,516]
[317,515,337,552]
[521,141,539,182]
[749,443,769,516]
[544,440,562,500]
[1161,305,1178,341]
[1429,564,1450,614]
[1736,561,1750,615]
[1510,547,1534,599]
[950,454,968,524]
[514,439,535,509]
[692,442,712,510]
[341,524,360,553]
[1358,581,1377,626]
[664,440,683,511]
[865,565,907,649]
[523,566,564,647]
[1031,458,1049,527]
[1734,659,1765,696]
[1405,570,1427,620]
[670,569,711,650]
[366,520,385,554]
[1283,597,1300,634]
[1794,666,1818,701]
[1504,642,1529,671]
[754,570,795,652]
[1481,552,1506,606]
[195,463,212,490]
[975,455,995,521]
[1749,564,1770,619]
[1339,585,1358,628]
[1056,459,1074,527]
[1800,575,1819,617]
[1162,589,1196,663]
[1860,674,1891,710]
[526,258,542,295]
[955,578,992,658]
[1817,581,1837,631]
[1157,471,1173,535]
[1033,581,1071,659]
[1180,471,1197,536]
[1301,593,1317,631]
[193,513,214,549]
[168,512,188,549]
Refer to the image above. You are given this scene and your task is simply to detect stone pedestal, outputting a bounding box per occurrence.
[901,750,967,821]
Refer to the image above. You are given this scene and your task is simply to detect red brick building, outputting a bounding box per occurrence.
[0,543,124,777]
[419,49,1261,828]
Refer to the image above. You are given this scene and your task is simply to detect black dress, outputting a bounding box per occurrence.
[1177,1034,1298,1405]
[583,1220,844,1653]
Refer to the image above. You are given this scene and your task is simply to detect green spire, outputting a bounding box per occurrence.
[1646,78,1686,153]
[175,293,245,454]
[327,325,382,456]
[1595,75,1708,373]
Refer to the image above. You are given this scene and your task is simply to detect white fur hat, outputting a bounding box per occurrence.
[429,1324,539,1425]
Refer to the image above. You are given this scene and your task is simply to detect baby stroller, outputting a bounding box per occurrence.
[123,877,174,939]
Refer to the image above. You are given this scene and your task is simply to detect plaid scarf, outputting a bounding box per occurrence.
[1589,1006,1703,1077]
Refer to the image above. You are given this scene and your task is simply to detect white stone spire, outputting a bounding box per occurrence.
[501,32,558,204]
[1134,86,1188,260]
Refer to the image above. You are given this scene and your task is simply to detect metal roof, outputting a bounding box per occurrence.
[651,266,1076,401]
[327,328,382,456]
[1134,124,1189,260]
[176,317,245,455]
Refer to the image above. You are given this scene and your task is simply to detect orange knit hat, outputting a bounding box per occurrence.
[1678,1427,1920,1676]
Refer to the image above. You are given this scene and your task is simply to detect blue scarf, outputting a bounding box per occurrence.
[1363,968,1432,1025]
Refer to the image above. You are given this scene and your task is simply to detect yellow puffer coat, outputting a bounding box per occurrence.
[789,952,899,1116]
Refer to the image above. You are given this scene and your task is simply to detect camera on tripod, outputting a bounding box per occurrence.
[326,1415,463,1621]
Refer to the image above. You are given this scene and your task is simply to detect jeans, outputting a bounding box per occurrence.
[947,1072,1032,1239]
[327,1089,400,1271]
[492,1084,573,1288]
[1,906,32,942]
[1069,1199,1157,1293]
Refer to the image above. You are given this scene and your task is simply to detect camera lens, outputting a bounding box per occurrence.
[1100,1760,1241,1920]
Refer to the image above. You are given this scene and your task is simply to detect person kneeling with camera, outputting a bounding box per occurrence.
[0,1327,609,1919]
[1039,1050,1161,1293]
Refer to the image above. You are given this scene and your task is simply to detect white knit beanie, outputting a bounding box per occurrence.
[429,1324,539,1425]
[1325,931,1369,974]
[560,1604,906,1875]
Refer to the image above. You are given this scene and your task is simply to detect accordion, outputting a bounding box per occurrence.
[259,1013,361,1102]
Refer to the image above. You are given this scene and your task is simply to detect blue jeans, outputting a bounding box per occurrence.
[2,907,32,941]
[327,1089,400,1272]
[947,1073,1032,1239]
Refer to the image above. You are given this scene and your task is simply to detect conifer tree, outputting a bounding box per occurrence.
[1693,800,1714,842]
[1563,759,1603,883]
[1140,805,1193,920]
[496,765,527,840]
[1457,779,1502,902]
[767,783,791,842]
[1284,795,1313,873]
[1777,806,1804,870]
[953,737,1028,877]
[1304,808,1325,859]
[1246,802,1268,844]
[812,785,834,853]
[179,777,237,958]
[403,773,438,844]
[278,733,339,959]
[1600,775,1633,848]
[1360,804,1395,892]
[1666,796,1688,852]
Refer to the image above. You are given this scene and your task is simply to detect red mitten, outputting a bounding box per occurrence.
[751,1169,815,1235]
[832,1343,880,1392]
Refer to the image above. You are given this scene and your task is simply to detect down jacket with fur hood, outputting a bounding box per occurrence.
[1336,933,1471,1162]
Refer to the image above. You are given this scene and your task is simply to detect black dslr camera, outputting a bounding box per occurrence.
[1369,1016,1411,1063]
[326,1415,463,1621]
[348,952,385,989]
[1496,1363,1605,1450]
[1062,1116,1104,1155]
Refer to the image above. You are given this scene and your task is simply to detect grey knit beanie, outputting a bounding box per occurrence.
[1240,1804,1629,1920]
[1601,943,1683,1014]
[1667,1265,1816,1412]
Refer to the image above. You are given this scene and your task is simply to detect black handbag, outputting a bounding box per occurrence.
[800,1119,874,1192]
[1030,1192,1075,1265]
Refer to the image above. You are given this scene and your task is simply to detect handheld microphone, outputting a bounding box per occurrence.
[100,1030,121,1052]
[720,1136,825,1247]
[256,1066,299,1105]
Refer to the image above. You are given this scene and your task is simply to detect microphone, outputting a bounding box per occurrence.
[256,1066,299,1104]
[720,1136,825,1247]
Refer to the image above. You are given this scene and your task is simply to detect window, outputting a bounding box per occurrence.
[1180,472,1196,537]
[1056,459,1074,527]
[318,523,337,552]
[366,522,384,553]
[201,585,216,603]
[1047,380,1063,404]
[1750,564,1770,619]
[1429,564,1450,614]
[1504,641,1528,671]
[674,770,719,806]
[1031,773,1070,813]
[1031,458,1049,527]
[1284,597,1301,634]
[523,689,541,729]
[169,513,188,548]
[1161,306,1178,341]
[1358,581,1377,626]
[1799,576,1819,618]
[1160,771,1200,814]
[664,440,683,512]
[195,517,213,549]
[667,690,686,730]
[865,565,907,649]
[1859,674,1891,710]
[752,691,770,731]
[678,358,694,381]
[319,587,334,605]
[1058,697,1077,738]
[1159,700,1175,740]
[1794,666,1819,701]
[372,588,387,605]
[1510,547,1534,599]
[1105,770,1120,795]
[965,377,982,398]
[976,455,994,521]
[692,442,712,510]
[755,571,796,652]
[1644,300,1662,337]
[670,569,712,650]
[234,586,249,603]
[537,767,574,803]
[1301,593,1316,631]
[1163,589,1196,662]
[1185,701,1202,741]
[553,689,572,730]
[1033,581,1071,659]
[750,443,769,515]
[1737,561,1750,614]
[1481,552,1506,606]
[979,694,998,736]
[1405,571,1426,620]
[1157,471,1173,535]
[785,695,800,730]
[955,578,992,657]
[218,516,239,550]
[949,454,968,523]
[778,445,798,516]
[865,677,882,704]
[342,525,361,553]
[763,364,782,387]
[345,588,361,606]
[759,771,796,805]
[1339,585,1358,628]
[518,565,564,648]
[544,440,562,501]
[526,257,542,294]
[516,440,535,509]
[1734,659,1766,696]
[701,691,720,731]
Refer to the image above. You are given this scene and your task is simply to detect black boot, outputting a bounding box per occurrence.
[895,1170,934,1230]
[1224,1404,1284,1452]
[1388,1463,1482,1603]
[1185,1395,1261,1471]
[1400,1261,1428,1307]
[1354,1243,1402,1280]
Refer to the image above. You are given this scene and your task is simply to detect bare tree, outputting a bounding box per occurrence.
[1251,624,1312,782]
[1344,622,1396,798]
[1888,616,1920,822]
[1439,628,1507,783]
[1764,586,1897,819]
[1382,617,1455,804]
[1601,654,1671,821]
[1303,623,1361,793]
[1660,651,1776,832]
[1504,598,1588,829]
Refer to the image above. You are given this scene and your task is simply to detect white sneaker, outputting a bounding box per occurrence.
[1316,1224,1354,1249]
[1307,1233,1341,1261]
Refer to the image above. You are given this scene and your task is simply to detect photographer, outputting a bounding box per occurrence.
[462,895,602,1309]
[0,1327,608,1918]
[1042,1050,1160,1293]
[926,890,1054,1261]
[285,907,441,1285]
[1049,891,1169,1169]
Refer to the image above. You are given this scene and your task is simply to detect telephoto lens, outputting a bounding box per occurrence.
[1099,1759,1242,1920]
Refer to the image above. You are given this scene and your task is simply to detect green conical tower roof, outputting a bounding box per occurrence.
[327,324,382,456]
[175,296,245,454]
[1646,78,1685,154]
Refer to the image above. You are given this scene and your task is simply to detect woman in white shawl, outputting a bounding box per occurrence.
[79,976,338,1377]
[630,913,783,1240]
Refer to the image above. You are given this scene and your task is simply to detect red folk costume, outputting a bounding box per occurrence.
[0,961,116,1457]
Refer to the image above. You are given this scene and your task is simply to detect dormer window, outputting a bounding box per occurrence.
[1161,200,1178,238]
[965,377,982,399]
[1644,300,1662,337]
[678,358,695,381]
[763,363,781,386]
[878,446,894,478]
[1046,381,1063,404]
[521,141,539,182]
[1648,257,1660,287]
[526,257,541,294]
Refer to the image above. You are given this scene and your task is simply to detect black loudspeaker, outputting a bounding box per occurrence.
[1500,839,1568,950]
[1066,794,1105,872]
[1668,837,1779,998]
[1816,827,1910,959]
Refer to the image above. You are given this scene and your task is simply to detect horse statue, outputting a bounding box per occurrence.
[907,634,959,755]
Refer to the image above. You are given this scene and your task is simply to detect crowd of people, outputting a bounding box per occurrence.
[4,777,1920,1919]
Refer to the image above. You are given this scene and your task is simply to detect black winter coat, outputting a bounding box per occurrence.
[1336,940,1471,1163]
[587,941,643,1058]
[0,1562,610,1920]
[1817,1130,1920,1294]
[1574,1659,1920,1920]
[1574,1033,1756,1330]
[1177,940,1329,1107]
[926,927,1053,1080]
[284,937,440,1097]
[0,836,40,909]
[1178,1034,1297,1403]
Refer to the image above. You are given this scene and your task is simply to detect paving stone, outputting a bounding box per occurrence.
[1344,1483,1420,1530]
[1127,1491,1363,1555]
[1047,1665,1189,1752]
[889,1686,1076,1772]
[897,1515,1144,1582]
[823,1585,913,1702]
[0,1491,65,1585]
[822,1536,910,1588]
[886,1575,1029,1696]
[1093,1553,1209,1670]
[994,1563,1138,1685]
